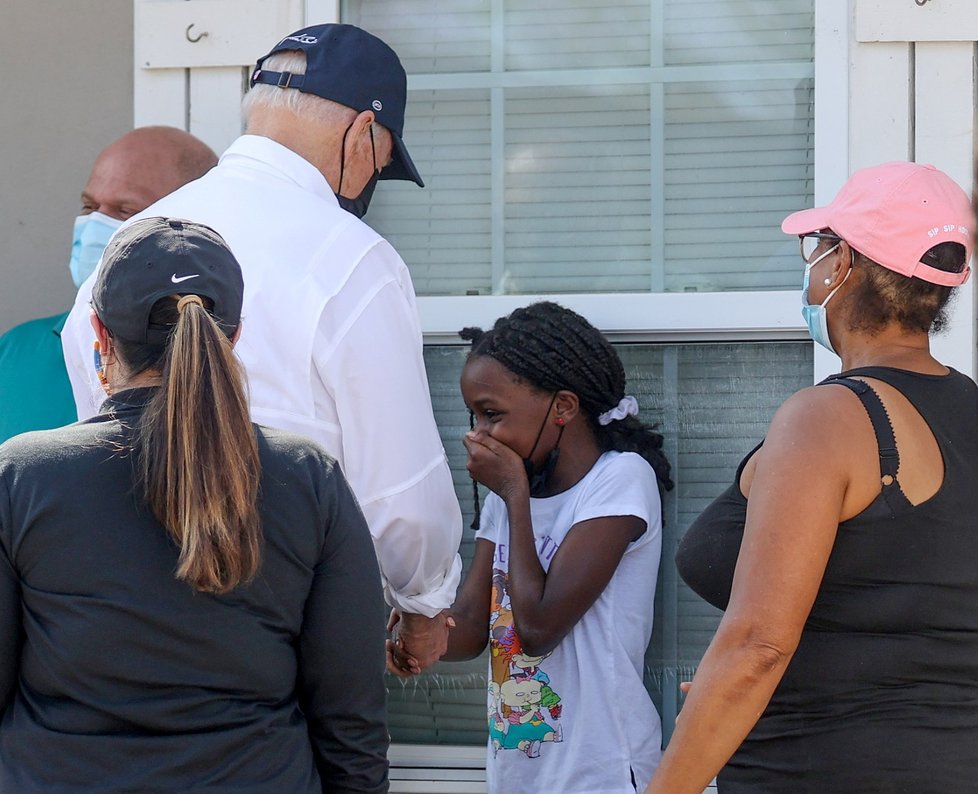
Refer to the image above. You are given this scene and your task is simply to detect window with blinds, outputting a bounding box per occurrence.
[341,0,817,751]
[344,0,814,296]
[387,341,812,746]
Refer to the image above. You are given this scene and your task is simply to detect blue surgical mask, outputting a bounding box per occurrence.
[801,243,850,354]
[68,212,123,288]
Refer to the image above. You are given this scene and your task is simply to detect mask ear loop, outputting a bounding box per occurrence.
[522,393,559,489]
[336,122,353,198]
[370,123,377,174]
[337,120,377,197]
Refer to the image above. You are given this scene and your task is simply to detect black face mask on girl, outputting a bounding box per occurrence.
[523,393,564,497]
[335,122,378,219]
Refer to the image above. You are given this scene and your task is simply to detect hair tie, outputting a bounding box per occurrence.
[598,395,639,426]
[176,294,205,314]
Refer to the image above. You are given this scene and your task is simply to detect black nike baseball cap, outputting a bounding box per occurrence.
[250,23,424,187]
[92,217,244,345]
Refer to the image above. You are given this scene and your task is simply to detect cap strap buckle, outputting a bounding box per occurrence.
[276,70,294,88]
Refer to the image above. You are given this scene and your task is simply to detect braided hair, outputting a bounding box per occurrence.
[460,301,673,527]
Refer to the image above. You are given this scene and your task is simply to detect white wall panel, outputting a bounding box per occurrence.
[133,69,187,129]
[189,67,246,155]
[304,0,339,24]
[134,0,304,137]
[848,42,911,169]
[856,0,978,43]
[915,42,977,376]
[137,0,303,68]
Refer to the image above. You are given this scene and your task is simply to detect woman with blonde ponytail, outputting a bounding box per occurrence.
[0,218,388,792]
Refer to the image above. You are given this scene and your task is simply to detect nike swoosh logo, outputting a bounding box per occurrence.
[171,273,200,284]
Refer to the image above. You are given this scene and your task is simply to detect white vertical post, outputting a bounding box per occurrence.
[812,0,854,381]
[914,42,977,378]
[189,67,246,155]
[304,0,340,24]
[848,41,912,169]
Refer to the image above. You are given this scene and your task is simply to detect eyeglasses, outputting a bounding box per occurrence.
[799,232,842,263]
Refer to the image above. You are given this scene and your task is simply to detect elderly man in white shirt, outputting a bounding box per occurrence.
[62,23,462,671]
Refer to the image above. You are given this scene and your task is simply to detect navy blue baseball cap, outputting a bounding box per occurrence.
[92,217,244,345]
[250,23,424,188]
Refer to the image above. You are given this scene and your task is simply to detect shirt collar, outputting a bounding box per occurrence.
[98,386,158,417]
[219,135,337,205]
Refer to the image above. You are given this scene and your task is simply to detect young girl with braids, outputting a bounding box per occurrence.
[442,301,672,793]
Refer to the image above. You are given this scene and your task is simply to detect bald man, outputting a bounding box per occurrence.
[0,127,216,444]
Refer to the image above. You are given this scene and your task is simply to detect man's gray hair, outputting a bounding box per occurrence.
[241,51,353,129]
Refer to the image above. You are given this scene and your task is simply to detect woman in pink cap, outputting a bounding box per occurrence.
[645,162,978,793]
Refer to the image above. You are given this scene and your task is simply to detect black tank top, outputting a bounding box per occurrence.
[676,366,978,793]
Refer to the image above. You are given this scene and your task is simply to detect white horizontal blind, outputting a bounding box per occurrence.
[504,0,652,71]
[504,85,653,293]
[663,78,814,292]
[344,0,814,296]
[370,90,493,296]
[347,0,491,74]
[664,0,815,65]
[388,341,812,747]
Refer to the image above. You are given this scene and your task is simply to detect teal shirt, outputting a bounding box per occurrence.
[0,311,77,444]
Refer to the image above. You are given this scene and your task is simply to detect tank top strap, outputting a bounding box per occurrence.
[819,375,910,515]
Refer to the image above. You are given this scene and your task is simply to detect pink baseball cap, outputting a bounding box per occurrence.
[782,161,974,286]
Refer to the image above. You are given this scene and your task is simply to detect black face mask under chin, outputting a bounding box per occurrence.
[337,172,378,219]
[522,394,564,497]
[335,121,378,219]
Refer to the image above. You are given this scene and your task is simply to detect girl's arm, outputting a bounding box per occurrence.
[442,538,494,661]
[644,385,861,794]
[464,431,648,657]
[505,497,644,656]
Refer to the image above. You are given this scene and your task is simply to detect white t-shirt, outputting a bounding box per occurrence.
[475,450,663,794]
[61,135,462,616]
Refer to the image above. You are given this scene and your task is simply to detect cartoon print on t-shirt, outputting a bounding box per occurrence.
[487,567,563,758]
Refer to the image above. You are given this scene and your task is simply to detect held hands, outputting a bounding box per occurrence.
[463,429,528,502]
[385,608,456,678]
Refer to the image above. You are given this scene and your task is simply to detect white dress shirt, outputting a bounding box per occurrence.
[62,135,462,616]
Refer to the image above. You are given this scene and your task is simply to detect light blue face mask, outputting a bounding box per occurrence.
[801,243,850,354]
[68,212,123,288]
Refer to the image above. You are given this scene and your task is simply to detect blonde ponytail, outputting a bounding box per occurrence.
[136,295,261,593]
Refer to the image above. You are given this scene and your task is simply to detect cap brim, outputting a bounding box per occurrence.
[378,133,424,187]
[781,207,832,235]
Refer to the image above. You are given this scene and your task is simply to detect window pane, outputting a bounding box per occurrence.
[505,0,652,71]
[504,85,653,293]
[387,341,813,746]
[663,78,814,292]
[367,90,493,296]
[344,0,815,297]
[344,0,491,74]
[664,0,815,65]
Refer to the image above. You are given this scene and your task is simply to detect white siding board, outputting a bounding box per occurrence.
[856,0,978,42]
[303,0,339,24]
[189,67,245,155]
[915,41,977,377]
[137,0,302,69]
[133,67,187,129]
[848,41,911,169]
